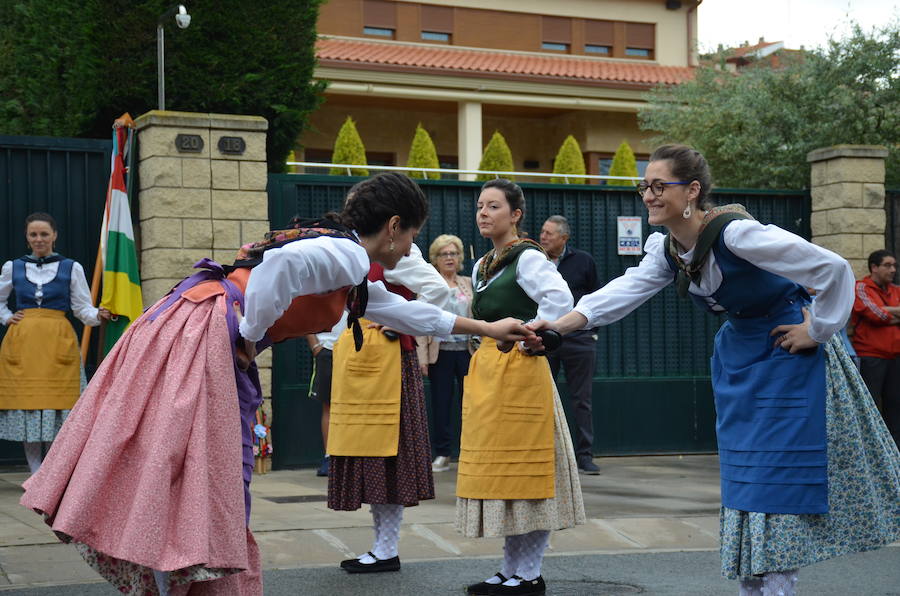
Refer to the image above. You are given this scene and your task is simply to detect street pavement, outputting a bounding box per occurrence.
[0,455,896,595]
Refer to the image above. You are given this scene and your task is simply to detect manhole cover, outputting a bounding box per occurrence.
[548,580,643,595]
[263,494,328,504]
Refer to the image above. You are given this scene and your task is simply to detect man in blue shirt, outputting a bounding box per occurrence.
[540,215,601,474]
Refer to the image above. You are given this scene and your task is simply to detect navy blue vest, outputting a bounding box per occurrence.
[665,227,829,514]
[12,257,74,312]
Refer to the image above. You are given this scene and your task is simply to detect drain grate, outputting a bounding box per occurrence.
[263,494,329,504]
[549,580,643,595]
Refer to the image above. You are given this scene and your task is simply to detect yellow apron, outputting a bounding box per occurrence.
[0,309,81,410]
[327,320,402,457]
[457,337,556,500]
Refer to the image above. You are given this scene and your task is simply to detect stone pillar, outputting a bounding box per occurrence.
[458,101,482,181]
[134,111,273,406]
[808,145,889,277]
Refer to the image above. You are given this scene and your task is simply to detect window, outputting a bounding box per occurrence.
[364,0,396,38]
[585,44,611,55]
[421,31,450,42]
[363,26,394,37]
[542,16,571,53]
[301,148,332,175]
[542,42,569,51]
[625,22,654,59]
[626,47,650,57]
[438,155,459,180]
[598,157,649,184]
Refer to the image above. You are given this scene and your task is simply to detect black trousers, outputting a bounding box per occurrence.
[859,356,900,448]
[428,349,471,457]
[548,331,597,462]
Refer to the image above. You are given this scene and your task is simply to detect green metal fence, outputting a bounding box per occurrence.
[0,135,112,464]
[267,174,810,468]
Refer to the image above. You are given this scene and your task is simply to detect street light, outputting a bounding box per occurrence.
[157,4,191,111]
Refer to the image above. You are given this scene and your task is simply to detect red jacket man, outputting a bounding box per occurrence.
[851,249,900,447]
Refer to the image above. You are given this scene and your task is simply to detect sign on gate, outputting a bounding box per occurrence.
[617,216,643,255]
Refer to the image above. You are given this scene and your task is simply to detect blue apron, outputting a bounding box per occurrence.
[666,228,828,514]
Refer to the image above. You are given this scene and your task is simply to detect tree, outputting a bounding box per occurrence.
[550,135,586,184]
[330,116,369,176]
[406,124,440,179]
[0,0,326,173]
[477,131,514,181]
[639,24,899,189]
[607,140,639,186]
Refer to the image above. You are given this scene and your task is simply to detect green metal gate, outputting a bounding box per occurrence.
[0,135,112,464]
[267,175,810,468]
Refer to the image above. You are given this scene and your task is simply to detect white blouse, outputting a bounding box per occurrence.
[472,248,573,322]
[0,259,100,326]
[239,236,456,342]
[573,219,855,343]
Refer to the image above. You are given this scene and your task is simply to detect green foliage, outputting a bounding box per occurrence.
[639,23,900,188]
[330,116,368,176]
[607,140,639,186]
[0,0,326,172]
[550,135,586,184]
[406,124,440,179]
[476,131,514,181]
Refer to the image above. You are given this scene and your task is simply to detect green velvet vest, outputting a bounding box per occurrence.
[472,249,539,322]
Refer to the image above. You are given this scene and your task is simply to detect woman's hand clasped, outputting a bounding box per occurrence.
[770,308,819,354]
[7,311,25,325]
[98,308,113,321]
[485,317,534,344]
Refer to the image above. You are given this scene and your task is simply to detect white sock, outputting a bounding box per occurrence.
[152,569,170,596]
[740,577,764,596]
[513,530,550,581]
[23,442,42,474]
[762,570,798,596]
[358,504,403,563]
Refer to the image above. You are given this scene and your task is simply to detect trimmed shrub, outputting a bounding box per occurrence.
[550,135,586,184]
[608,139,639,186]
[476,131,514,181]
[406,124,440,179]
[330,116,369,176]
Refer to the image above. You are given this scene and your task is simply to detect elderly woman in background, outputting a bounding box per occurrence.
[418,234,475,473]
[0,212,110,475]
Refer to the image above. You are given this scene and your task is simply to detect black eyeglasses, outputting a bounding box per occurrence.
[636,180,690,199]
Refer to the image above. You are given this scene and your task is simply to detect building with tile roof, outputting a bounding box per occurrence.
[298,0,701,179]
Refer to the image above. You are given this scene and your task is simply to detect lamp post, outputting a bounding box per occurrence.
[157,4,191,111]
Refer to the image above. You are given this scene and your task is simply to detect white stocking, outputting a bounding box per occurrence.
[152,569,170,596]
[740,577,764,596]
[23,442,42,474]
[513,530,550,582]
[357,504,403,563]
[762,570,798,596]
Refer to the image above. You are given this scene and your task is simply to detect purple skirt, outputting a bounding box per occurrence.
[328,350,435,510]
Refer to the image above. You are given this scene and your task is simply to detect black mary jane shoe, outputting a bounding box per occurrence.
[340,552,401,574]
[465,573,508,595]
[489,575,546,596]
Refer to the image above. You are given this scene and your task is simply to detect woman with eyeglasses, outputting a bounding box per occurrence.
[528,145,900,596]
[417,234,475,473]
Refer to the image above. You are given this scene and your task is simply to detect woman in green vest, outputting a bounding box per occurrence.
[458,179,585,596]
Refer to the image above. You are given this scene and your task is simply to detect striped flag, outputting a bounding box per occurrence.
[99,118,142,353]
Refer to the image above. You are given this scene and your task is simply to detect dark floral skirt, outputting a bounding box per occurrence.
[328,350,435,510]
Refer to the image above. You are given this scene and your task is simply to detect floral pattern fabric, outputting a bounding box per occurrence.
[720,336,900,579]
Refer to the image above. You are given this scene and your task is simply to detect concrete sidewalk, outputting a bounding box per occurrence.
[0,454,726,591]
[0,456,900,596]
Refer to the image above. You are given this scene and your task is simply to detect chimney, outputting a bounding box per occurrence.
[758,36,765,44]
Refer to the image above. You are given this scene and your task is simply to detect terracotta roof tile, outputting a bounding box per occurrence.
[316,38,694,88]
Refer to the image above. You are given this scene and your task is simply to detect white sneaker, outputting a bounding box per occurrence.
[432,456,451,472]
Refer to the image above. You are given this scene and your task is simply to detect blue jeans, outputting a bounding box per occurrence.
[429,349,471,457]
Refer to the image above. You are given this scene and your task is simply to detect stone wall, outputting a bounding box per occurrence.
[808,145,889,278]
[134,111,273,403]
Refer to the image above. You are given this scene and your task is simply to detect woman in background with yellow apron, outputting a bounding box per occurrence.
[0,212,110,475]
[459,180,585,596]
[328,242,450,573]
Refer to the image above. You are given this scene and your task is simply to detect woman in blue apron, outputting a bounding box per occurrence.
[529,145,900,596]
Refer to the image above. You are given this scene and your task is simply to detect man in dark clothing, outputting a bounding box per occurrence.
[851,249,900,447]
[540,215,602,474]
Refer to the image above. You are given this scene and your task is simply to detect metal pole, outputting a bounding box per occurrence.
[157,23,165,110]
